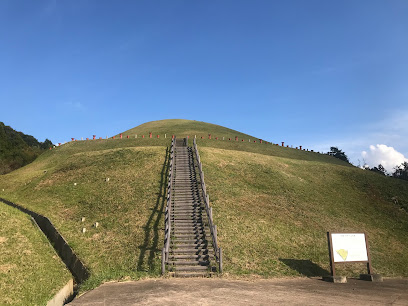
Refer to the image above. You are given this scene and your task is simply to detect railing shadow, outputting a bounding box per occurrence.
[279,258,330,277]
[137,147,169,272]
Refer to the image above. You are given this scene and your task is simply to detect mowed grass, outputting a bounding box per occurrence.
[0,202,71,305]
[0,138,171,291]
[120,119,254,139]
[199,147,408,277]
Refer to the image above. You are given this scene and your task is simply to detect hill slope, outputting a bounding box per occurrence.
[120,119,255,139]
[201,147,408,276]
[0,202,71,304]
[0,119,407,294]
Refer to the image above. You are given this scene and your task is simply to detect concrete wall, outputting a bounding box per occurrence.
[46,279,74,306]
[0,198,89,283]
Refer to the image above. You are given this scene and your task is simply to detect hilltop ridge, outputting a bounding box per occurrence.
[119,119,254,139]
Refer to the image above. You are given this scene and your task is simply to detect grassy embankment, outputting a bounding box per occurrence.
[120,119,254,140]
[0,202,71,305]
[0,119,407,297]
[199,146,408,277]
[0,138,171,291]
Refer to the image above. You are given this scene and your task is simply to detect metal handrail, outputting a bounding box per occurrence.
[162,137,175,275]
[193,138,223,273]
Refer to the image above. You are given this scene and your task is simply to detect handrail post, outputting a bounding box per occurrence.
[219,248,223,273]
[161,248,165,275]
[214,225,218,249]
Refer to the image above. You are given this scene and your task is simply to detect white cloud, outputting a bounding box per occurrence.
[361,144,408,173]
[309,109,408,167]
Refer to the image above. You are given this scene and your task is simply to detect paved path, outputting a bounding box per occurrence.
[69,277,408,305]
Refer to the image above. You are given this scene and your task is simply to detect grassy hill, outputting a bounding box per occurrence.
[0,202,71,305]
[120,119,254,139]
[0,119,407,294]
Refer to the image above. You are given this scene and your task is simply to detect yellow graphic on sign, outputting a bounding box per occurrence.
[336,249,348,261]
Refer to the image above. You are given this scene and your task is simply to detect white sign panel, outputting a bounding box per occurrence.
[331,233,368,263]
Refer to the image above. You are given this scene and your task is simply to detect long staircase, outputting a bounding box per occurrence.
[162,137,222,277]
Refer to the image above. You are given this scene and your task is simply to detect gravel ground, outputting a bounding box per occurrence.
[69,277,408,305]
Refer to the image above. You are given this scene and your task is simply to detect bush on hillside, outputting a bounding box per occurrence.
[393,162,408,181]
[370,164,387,176]
[329,146,349,163]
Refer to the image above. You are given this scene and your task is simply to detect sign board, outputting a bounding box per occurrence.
[331,233,368,262]
[326,232,373,277]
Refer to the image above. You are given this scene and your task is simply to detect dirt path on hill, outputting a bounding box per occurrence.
[68,277,408,305]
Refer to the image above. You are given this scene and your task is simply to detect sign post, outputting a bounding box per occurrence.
[324,232,382,283]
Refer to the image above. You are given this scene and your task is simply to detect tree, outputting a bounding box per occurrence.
[40,139,54,149]
[370,164,386,176]
[329,147,349,163]
[392,162,408,181]
[0,122,53,174]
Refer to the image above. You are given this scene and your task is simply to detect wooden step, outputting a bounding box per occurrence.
[171,248,209,253]
[172,222,204,226]
[168,260,209,266]
[172,239,209,244]
[171,209,203,213]
[169,254,214,260]
[172,265,209,271]
[171,217,203,221]
[171,214,202,218]
[174,272,209,278]
[172,243,208,249]
[172,232,207,236]
[173,227,205,231]
[173,224,205,229]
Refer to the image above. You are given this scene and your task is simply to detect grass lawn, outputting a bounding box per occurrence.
[0,140,170,291]
[0,202,71,305]
[200,147,408,277]
[120,119,254,140]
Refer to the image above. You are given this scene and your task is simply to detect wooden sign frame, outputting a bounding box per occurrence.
[327,232,373,277]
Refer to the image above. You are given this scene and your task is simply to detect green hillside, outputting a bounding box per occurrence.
[120,119,254,139]
[0,119,407,294]
[0,202,71,305]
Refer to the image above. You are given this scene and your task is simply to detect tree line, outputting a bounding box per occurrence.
[0,122,53,174]
[329,146,408,181]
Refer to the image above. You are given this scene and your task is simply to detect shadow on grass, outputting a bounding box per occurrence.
[279,258,330,277]
[137,147,169,272]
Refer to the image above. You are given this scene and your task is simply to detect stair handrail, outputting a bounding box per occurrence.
[193,138,223,273]
[162,137,175,275]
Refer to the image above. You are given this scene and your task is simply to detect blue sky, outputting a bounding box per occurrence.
[1,0,407,169]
